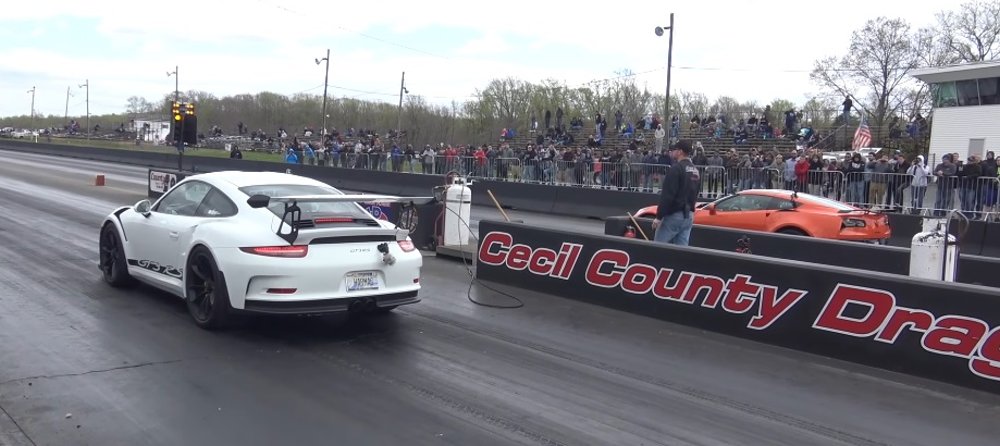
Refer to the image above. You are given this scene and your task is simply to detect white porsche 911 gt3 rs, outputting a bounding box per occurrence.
[98,170,432,329]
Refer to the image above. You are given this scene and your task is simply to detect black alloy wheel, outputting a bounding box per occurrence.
[99,224,135,287]
[185,247,231,329]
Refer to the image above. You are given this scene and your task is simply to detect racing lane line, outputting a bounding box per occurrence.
[0,147,153,178]
[0,403,36,446]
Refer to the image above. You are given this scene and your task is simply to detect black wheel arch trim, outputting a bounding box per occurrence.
[112,207,130,241]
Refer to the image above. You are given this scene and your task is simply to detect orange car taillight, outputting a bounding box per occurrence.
[239,245,309,258]
[398,240,416,252]
[842,218,867,228]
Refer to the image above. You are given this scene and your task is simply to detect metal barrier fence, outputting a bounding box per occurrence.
[300,152,1000,220]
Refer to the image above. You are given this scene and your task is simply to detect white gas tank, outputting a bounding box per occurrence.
[909,230,958,282]
[443,180,472,247]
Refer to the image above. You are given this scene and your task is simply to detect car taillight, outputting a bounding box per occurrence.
[842,218,867,228]
[239,245,309,258]
[397,240,416,252]
[314,217,354,224]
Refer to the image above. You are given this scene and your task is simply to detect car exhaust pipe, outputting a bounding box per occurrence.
[348,296,376,313]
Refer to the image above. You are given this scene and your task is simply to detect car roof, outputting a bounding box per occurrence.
[739,189,796,199]
[188,171,331,189]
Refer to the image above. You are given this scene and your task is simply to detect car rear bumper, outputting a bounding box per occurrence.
[242,290,420,314]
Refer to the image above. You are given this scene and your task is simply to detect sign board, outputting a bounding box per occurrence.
[147,169,187,199]
[476,220,1000,394]
[362,201,393,221]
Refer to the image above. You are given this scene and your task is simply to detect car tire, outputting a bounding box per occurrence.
[99,223,137,288]
[777,228,808,236]
[185,246,233,330]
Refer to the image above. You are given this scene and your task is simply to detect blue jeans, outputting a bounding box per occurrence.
[654,212,693,246]
[910,186,926,210]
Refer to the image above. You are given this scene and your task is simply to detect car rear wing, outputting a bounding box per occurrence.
[246,193,437,244]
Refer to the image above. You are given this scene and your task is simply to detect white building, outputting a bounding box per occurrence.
[130,119,172,143]
[911,61,1000,164]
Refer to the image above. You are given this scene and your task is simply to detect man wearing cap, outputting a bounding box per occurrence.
[652,139,701,245]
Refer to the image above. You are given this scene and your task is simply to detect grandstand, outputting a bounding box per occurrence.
[501,117,802,156]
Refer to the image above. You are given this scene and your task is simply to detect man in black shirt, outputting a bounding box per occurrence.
[652,139,701,245]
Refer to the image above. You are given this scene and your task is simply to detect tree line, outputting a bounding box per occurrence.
[2,0,996,150]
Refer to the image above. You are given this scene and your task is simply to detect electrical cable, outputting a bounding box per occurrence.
[434,171,523,309]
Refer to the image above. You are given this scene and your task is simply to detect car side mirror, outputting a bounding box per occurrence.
[247,194,271,208]
[708,204,717,215]
[135,199,152,217]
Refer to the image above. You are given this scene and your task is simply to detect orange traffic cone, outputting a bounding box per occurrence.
[94,174,106,186]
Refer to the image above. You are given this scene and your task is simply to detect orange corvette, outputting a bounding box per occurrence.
[635,189,891,241]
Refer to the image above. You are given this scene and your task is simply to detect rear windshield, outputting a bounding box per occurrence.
[795,193,858,211]
[239,184,370,219]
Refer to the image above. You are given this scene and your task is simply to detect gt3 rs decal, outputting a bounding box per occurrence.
[128,259,183,279]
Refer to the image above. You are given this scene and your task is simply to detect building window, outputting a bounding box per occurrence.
[979,77,1000,105]
[956,79,981,106]
[934,82,958,107]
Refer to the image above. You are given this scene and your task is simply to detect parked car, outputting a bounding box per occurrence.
[634,189,891,242]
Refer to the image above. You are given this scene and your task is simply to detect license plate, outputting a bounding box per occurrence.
[346,271,380,291]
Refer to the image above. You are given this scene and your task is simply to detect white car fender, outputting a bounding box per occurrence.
[103,206,137,259]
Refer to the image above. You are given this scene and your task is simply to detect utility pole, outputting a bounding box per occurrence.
[64,86,72,124]
[79,79,90,139]
[27,87,36,130]
[655,13,675,134]
[315,49,330,138]
[396,71,407,135]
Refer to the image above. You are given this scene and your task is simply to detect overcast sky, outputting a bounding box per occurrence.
[0,0,968,120]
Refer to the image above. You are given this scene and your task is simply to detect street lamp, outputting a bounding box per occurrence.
[655,13,675,133]
[78,79,89,139]
[397,71,407,135]
[315,49,330,137]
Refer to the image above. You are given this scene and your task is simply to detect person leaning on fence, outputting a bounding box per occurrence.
[907,155,929,213]
[652,140,701,246]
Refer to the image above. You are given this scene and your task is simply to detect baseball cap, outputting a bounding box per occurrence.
[671,139,693,154]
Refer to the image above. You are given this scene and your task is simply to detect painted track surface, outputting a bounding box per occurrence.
[1,149,1000,445]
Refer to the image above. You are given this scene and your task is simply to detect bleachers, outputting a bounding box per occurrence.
[502,119,803,156]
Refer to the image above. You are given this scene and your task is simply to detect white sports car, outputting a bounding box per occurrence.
[98,170,432,329]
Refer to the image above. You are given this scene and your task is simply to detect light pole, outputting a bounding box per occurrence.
[78,79,90,139]
[27,87,36,130]
[655,13,675,133]
[167,66,182,170]
[396,71,407,136]
[315,49,330,137]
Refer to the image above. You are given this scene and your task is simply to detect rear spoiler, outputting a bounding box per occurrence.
[246,193,437,244]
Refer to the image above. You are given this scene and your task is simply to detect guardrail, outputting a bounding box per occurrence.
[476,219,1000,394]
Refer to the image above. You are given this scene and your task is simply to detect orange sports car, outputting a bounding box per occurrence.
[634,189,891,241]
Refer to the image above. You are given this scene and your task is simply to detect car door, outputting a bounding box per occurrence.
[129,181,214,290]
[703,194,773,232]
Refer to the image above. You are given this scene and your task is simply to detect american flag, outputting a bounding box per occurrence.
[852,116,872,149]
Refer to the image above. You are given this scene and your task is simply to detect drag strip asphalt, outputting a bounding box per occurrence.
[1,149,1000,445]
